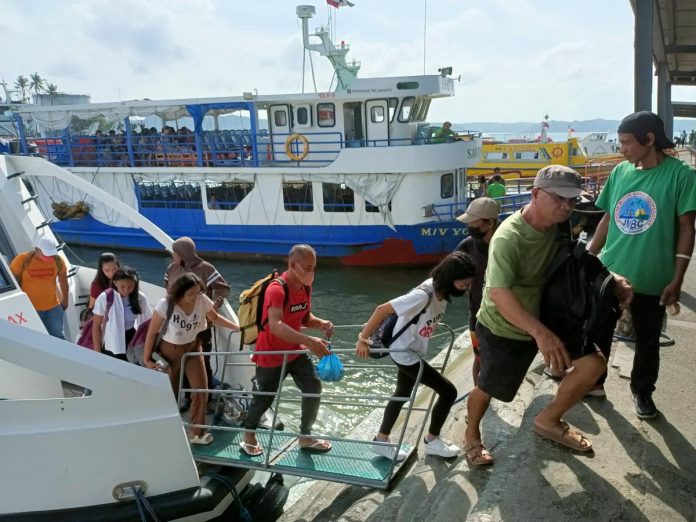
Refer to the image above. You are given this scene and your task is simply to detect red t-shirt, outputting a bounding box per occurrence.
[90,280,108,300]
[253,273,311,368]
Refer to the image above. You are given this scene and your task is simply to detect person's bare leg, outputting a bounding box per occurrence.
[464,386,494,462]
[535,353,606,447]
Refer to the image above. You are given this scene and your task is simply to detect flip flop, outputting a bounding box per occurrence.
[239,441,264,456]
[299,439,332,453]
[189,432,213,445]
[464,439,494,466]
[534,421,593,452]
[543,367,564,381]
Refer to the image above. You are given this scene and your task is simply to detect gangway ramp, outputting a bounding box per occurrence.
[184,325,457,490]
[192,428,415,489]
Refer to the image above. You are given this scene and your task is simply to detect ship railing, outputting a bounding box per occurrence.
[428,192,531,222]
[30,127,481,170]
[178,323,457,489]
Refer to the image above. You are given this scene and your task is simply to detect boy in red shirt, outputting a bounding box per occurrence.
[241,244,333,456]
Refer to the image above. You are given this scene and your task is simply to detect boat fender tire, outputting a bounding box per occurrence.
[285,133,309,161]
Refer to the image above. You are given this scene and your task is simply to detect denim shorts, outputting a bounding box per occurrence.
[476,322,538,403]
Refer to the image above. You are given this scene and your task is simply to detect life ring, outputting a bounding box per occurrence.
[285,133,310,161]
[552,146,563,158]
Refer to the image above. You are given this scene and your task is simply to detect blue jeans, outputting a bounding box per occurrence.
[37,305,65,339]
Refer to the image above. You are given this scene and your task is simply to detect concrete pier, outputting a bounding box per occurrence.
[282,254,696,521]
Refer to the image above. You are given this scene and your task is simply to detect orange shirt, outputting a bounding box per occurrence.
[10,251,66,311]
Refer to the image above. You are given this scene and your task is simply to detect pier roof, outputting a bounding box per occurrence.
[645,0,696,87]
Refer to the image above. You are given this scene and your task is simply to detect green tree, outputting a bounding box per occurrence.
[29,72,45,99]
[46,83,59,104]
[14,75,29,102]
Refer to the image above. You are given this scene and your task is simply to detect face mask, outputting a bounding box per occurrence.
[468,226,486,239]
[449,287,467,298]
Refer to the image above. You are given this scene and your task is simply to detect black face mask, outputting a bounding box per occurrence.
[468,226,486,239]
[449,287,467,298]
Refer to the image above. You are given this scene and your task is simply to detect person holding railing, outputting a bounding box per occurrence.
[143,272,240,445]
[241,244,333,457]
[432,121,455,144]
[356,251,476,461]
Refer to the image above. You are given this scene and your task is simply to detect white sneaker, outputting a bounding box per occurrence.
[424,437,460,458]
[371,439,408,462]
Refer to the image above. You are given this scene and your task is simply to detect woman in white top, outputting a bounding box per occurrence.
[143,272,239,445]
[92,267,151,361]
[356,252,475,461]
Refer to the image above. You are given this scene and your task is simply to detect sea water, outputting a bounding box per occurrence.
[66,245,471,437]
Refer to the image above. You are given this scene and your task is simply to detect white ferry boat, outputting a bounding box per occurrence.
[10,4,481,266]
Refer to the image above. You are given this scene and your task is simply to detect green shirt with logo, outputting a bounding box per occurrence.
[477,210,557,340]
[596,156,696,296]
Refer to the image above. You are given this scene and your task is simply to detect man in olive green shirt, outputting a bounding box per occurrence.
[463,165,632,466]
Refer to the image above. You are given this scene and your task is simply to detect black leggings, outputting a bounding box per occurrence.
[379,359,457,437]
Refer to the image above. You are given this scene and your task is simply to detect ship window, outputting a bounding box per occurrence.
[274,110,287,127]
[440,173,454,199]
[414,97,431,121]
[370,106,385,124]
[0,264,15,294]
[205,181,254,211]
[283,182,314,211]
[397,81,419,90]
[317,103,335,127]
[365,200,392,213]
[136,181,203,210]
[398,97,415,123]
[388,98,398,122]
[296,106,311,126]
[485,152,508,160]
[322,183,354,212]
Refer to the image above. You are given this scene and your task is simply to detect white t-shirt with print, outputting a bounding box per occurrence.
[388,278,446,366]
[155,294,214,345]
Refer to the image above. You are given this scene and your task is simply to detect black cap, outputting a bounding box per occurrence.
[617,111,675,149]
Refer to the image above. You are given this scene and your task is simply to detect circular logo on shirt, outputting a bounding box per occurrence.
[613,191,656,235]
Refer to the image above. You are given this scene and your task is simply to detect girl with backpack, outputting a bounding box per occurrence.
[143,272,240,445]
[88,252,120,309]
[92,267,151,360]
[356,251,476,461]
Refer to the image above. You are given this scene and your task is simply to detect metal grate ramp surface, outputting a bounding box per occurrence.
[191,428,415,489]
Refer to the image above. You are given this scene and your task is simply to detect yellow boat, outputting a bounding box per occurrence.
[468,136,623,179]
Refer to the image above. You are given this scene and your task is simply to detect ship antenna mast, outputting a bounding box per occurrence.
[296,4,361,92]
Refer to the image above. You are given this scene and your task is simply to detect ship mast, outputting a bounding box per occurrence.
[296,5,361,92]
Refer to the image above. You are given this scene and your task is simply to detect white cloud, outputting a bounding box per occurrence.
[3,0,642,122]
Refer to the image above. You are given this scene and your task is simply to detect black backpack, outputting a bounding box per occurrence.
[540,239,620,356]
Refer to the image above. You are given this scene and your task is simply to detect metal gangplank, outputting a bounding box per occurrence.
[180,325,457,490]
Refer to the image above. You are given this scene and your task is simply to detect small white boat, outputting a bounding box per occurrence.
[0,155,286,520]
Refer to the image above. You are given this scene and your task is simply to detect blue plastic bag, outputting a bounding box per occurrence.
[316,346,344,382]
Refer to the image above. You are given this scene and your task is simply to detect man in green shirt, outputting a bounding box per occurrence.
[432,121,455,144]
[486,170,507,199]
[463,165,632,465]
[589,111,696,419]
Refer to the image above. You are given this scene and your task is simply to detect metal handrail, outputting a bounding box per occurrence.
[179,323,457,479]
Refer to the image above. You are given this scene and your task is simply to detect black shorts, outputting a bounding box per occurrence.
[476,322,538,403]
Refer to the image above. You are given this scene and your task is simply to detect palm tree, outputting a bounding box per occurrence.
[14,75,29,102]
[29,73,45,100]
[46,83,59,104]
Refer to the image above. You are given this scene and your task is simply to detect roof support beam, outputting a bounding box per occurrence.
[665,45,696,53]
[635,0,654,112]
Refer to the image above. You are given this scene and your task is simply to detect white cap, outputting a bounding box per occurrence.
[36,237,59,256]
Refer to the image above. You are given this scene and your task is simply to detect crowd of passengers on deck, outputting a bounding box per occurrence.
[60,125,257,168]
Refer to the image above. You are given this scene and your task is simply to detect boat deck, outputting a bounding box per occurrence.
[192,428,415,490]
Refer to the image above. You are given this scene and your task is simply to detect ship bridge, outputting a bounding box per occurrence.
[631,0,696,134]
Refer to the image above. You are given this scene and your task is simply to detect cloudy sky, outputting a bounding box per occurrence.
[2,0,693,123]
